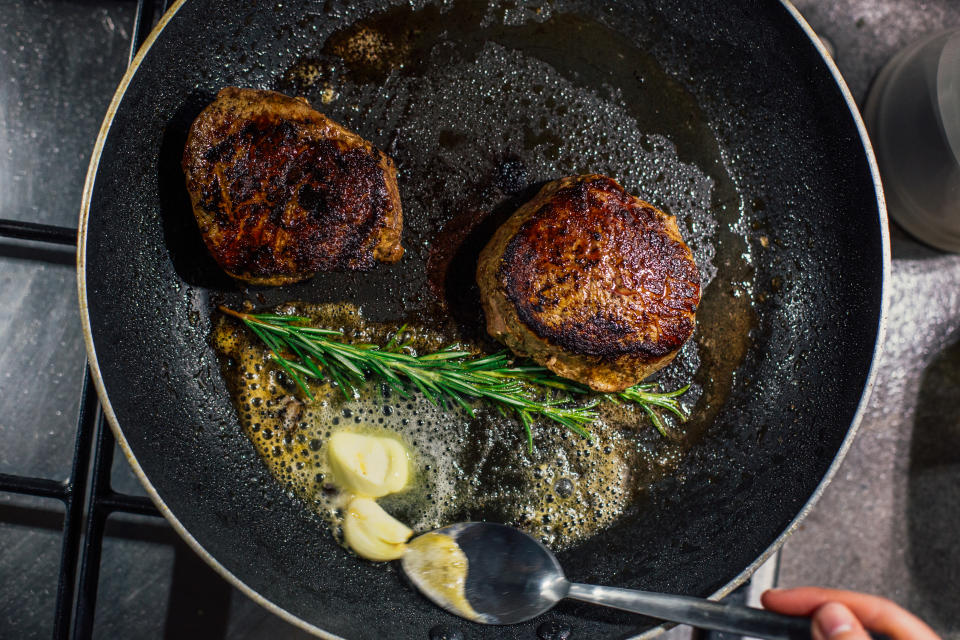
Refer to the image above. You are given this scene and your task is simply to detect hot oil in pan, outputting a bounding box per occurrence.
[212,303,643,550]
[221,0,757,549]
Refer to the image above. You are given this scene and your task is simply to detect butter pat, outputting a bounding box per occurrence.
[343,496,413,561]
[328,431,410,497]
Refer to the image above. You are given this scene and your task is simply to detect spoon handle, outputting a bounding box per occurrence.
[566,584,890,640]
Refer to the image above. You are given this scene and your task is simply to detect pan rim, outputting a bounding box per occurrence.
[715,0,891,622]
[75,1,890,638]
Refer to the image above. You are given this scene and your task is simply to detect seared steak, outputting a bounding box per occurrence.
[477,175,700,392]
[182,87,403,285]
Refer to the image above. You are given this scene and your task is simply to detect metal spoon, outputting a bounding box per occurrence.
[402,523,886,640]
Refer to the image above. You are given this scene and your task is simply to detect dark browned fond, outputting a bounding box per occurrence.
[478,175,701,391]
[182,87,403,285]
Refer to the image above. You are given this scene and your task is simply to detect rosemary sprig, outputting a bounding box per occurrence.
[220,307,689,449]
[501,367,690,438]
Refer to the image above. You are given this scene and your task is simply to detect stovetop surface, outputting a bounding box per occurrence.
[1,1,957,638]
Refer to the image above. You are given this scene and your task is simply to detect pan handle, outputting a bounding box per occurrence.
[565,583,891,640]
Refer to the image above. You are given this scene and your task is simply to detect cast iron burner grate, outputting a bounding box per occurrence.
[0,1,757,638]
[0,2,167,639]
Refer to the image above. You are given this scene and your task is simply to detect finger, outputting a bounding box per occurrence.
[812,602,869,640]
[762,587,852,616]
[761,587,941,640]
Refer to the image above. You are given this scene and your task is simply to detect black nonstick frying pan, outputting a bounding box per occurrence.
[78,0,888,638]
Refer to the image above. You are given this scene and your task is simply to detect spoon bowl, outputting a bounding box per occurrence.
[402,522,887,640]
[430,522,568,624]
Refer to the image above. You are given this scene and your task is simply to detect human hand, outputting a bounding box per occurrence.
[761,587,941,640]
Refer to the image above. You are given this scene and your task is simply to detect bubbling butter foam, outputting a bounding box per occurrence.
[212,302,685,551]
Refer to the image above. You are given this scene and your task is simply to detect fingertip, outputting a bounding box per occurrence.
[760,587,792,609]
[814,602,868,640]
[830,628,872,640]
[761,586,838,616]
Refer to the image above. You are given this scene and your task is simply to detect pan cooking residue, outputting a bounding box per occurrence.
[213,0,758,552]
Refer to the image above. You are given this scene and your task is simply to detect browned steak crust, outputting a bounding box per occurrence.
[477,175,700,392]
[182,87,403,285]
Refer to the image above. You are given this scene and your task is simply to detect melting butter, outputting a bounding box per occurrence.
[402,532,481,621]
[328,431,410,497]
[330,432,415,561]
[343,496,412,561]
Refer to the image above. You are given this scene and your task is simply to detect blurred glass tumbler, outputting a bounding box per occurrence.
[864,29,960,252]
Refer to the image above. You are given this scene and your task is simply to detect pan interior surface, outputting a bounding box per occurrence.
[81,0,884,638]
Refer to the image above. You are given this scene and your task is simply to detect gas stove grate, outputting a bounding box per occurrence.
[0,2,168,639]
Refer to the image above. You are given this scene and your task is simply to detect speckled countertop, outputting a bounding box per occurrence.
[778,2,960,638]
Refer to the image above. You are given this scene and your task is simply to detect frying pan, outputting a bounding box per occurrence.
[78,0,888,638]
